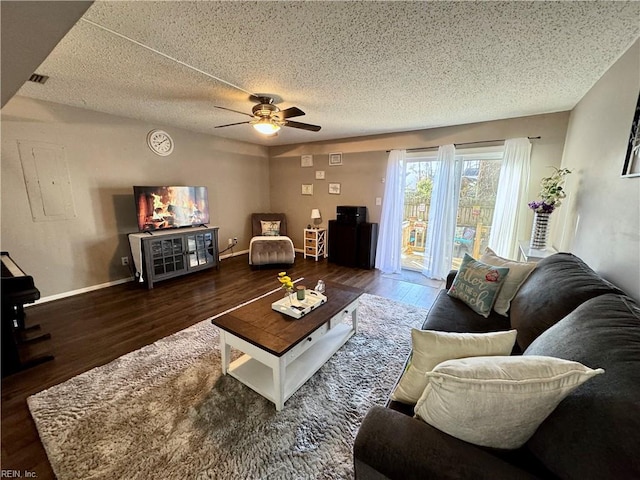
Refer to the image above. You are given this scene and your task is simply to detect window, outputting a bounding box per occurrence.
[402,147,504,272]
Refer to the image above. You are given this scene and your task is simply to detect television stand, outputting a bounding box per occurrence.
[128,226,219,289]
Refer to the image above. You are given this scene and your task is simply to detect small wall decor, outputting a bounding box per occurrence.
[301,155,313,167]
[329,152,343,166]
[147,129,174,156]
[328,183,341,195]
[302,184,314,195]
[622,92,640,177]
[315,170,325,180]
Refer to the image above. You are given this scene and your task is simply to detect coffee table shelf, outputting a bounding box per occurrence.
[227,322,354,407]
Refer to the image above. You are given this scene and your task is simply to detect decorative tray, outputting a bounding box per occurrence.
[271,290,327,319]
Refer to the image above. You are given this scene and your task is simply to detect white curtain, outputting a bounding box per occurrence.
[375,149,406,273]
[488,137,532,259]
[423,144,460,279]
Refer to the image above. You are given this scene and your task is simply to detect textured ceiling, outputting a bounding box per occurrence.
[15,1,640,146]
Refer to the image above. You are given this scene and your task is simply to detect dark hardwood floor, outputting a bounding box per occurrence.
[1,254,441,479]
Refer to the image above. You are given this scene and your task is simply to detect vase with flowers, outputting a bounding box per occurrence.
[277,272,295,304]
[528,167,572,249]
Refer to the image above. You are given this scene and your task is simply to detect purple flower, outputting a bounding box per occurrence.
[529,168,571,214]
[528,200,555,213]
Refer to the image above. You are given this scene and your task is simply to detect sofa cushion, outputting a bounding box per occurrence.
[479,247,536,316]
[354,406,546,480]
[390,329,517,405]
[510,253,624,350]
[447,254,510,318]
[524,294,640,479]
[424,290,512,334]
[414,355,603,450]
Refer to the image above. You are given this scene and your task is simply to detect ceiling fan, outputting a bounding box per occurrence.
[214,95,321,135]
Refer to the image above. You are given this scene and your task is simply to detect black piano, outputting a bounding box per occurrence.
[1,251,53,376]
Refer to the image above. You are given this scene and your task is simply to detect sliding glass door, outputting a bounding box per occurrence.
[401,148,503,273]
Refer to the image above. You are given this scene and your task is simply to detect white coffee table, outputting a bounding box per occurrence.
[212,281,362,411]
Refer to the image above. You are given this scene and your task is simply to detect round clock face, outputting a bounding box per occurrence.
[147,129,174,156]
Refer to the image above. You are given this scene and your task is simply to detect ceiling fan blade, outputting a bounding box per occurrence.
[215,121,250,128]
[284,120,321,132]
[278,107,305,119]
[213,105,254,118]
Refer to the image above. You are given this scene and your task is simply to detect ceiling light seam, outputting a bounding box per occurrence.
[80,18,253,96]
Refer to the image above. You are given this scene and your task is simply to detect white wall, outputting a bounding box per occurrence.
[1,96,270,297]
[558,39,640,300]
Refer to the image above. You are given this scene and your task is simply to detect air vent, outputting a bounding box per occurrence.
[28,73,49,84]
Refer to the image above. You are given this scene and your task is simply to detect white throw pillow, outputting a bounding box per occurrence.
[414,355,604,449]
[390,329,517,405]
[260,220,281,236]
[480,247,536,316]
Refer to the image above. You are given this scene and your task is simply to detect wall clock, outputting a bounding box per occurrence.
[147,129,174,156]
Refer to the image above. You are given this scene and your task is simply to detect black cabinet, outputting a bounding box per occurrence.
[328,222,358,267]
[328,220,378,269]
[129,227,219,289]
[358,223,379,270]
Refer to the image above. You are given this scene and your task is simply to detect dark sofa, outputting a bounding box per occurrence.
[354,253,640,479]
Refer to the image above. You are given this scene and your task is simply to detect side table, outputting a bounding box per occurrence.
[518,240,557,263]
[304,228,326,261]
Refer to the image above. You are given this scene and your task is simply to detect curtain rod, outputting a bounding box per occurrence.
[386,136,541,153]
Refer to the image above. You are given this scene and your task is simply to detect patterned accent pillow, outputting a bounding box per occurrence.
[260,220,281,236]
[447,253,510,317]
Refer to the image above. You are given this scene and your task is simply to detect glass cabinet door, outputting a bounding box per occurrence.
[186,232,214,268]
[150,237,186,275]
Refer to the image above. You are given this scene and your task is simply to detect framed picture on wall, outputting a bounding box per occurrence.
[328,183,341,195]
[329,152,343,166]
[301,155,313,167]
[302,184,313,195]
[622,92,640,177]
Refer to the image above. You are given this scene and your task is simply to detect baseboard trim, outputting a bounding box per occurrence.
[34,277,134,305]
[32,252,251,304]
[219,249,249,260]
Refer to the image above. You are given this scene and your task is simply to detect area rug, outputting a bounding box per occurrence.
[28,293,429,480]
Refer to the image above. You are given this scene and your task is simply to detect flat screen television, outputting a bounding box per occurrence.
[133,186,210,232]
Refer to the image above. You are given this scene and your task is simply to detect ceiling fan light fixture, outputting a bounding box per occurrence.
[214,95,320,134]
[251,117,281,134]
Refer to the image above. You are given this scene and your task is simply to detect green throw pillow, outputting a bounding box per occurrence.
[448,253,510,317]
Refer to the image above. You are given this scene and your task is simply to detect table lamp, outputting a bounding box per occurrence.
[311,208,322,228]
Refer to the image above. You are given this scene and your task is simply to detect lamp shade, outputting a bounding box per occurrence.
[311,209,321,219]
